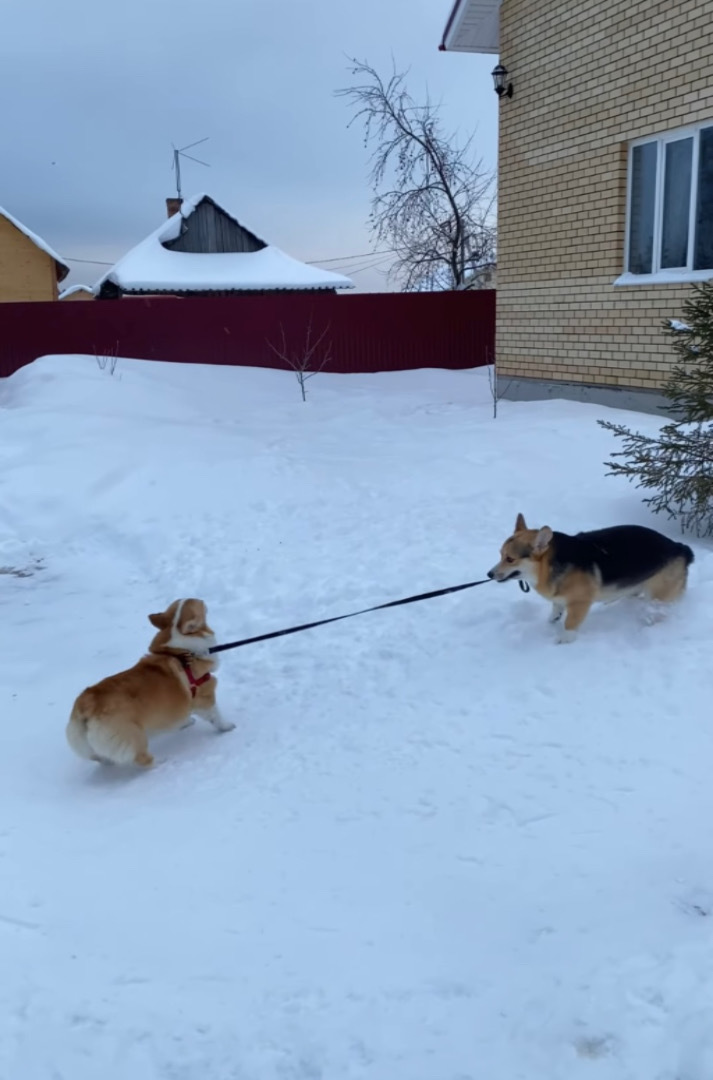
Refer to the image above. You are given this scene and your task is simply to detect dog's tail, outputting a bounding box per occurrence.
[66,696,144,766]
[66,702,98,762]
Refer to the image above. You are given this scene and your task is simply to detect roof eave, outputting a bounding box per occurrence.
[99,282,353,297]
[439,0,500,54]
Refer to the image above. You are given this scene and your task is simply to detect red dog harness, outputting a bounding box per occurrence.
[180,657,211,698]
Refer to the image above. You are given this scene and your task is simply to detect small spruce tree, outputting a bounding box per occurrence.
[598,281,713,536]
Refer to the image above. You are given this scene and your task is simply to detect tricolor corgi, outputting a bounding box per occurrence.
[488,514,694,643]
[66,598,234,768]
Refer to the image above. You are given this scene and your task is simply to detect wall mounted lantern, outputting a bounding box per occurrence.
[491,64,513,99]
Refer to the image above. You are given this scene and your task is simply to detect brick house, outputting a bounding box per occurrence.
[440,0,713,409]
[0,206,69,302]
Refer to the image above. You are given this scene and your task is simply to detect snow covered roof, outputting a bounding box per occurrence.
[0,205,69,282]
[58,284,93,300]
[94,193,354,296]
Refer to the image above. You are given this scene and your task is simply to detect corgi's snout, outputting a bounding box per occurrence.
[487,565,509,582]
[488,563,521,583]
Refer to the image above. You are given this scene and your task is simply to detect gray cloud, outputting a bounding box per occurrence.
[1,0,497,293]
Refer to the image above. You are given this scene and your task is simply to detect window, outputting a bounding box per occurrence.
[622,123,713,282]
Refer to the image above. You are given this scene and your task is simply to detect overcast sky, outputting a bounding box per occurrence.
[1,0,498,293]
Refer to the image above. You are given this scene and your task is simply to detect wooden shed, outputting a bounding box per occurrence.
[94,194,353,299]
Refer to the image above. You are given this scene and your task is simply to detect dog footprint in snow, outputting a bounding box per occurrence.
[573,1033,618,1059]
[674,887,713,918]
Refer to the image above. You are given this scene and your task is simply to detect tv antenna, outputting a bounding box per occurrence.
[171,137,210,199]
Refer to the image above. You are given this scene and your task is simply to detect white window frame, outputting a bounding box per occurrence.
[614,120,713,287]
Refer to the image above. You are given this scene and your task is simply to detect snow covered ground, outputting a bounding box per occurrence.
[1,354,713,1080]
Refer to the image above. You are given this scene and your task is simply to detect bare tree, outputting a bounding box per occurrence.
[336,59,496,292]
[267,318,332,402]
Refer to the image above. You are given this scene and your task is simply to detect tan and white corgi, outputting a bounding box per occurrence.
[488,514,694,643]
[66,598,234,768]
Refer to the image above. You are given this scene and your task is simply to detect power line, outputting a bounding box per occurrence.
[61,248,397,270]
[306,249,394,265]
[333,256,393,276]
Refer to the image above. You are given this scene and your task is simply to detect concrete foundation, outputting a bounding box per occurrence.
[499,375,671,416]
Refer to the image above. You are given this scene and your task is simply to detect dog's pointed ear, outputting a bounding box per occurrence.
[532,526,553,554]
[148,612,168,629]
[515,512,527,533]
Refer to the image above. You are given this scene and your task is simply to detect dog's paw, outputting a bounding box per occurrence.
[181,717,197,729]
[216,721,236,733]
[556,628,577,645]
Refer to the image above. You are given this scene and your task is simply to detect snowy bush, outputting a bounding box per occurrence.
[598,282,713,536]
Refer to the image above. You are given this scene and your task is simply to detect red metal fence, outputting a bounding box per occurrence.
[0,290,494,379]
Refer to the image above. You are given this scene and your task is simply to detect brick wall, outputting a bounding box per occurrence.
[0,217,59,302]
[498,0,713,390]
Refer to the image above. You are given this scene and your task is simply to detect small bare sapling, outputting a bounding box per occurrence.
[267,319,332,401]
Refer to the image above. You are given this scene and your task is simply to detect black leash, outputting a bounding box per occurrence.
[210,575,530,655]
